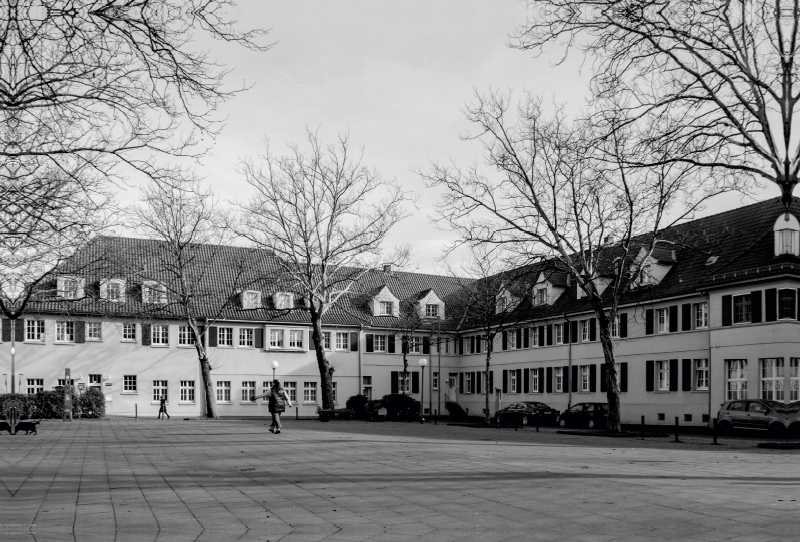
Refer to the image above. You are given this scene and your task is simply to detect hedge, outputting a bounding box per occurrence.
[0,387,105,419]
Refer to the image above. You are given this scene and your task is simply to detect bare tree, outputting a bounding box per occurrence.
[515,0,799,206]
[236,130,410,410]
[424,90,739,431]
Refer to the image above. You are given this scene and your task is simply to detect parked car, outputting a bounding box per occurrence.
[495,402,559,427]
[717,400,790,434]
[557,402,608,429]
[364,400,387,421]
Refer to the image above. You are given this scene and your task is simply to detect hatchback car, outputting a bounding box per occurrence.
[557,402,608,429]
[495,402,559,427]
[717,400,790,434]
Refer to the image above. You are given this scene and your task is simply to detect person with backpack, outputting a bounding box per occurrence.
[254,380,293,434]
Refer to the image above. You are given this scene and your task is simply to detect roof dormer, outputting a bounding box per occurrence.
[273,292,294,310]
[532,273,566,306]
[417,289,445,319]
[57,276,85,300]
[241,290,262,310]
[774,213,800,257]
[372,285,399,317]
[142,281,167,304]
[100,278,126,302]
[631,247,673,288]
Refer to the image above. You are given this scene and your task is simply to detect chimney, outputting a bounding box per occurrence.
[604,235,611,244]
[383,264,392,274]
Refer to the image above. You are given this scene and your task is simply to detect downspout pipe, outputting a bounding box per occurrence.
[701,291,712,428]
[358,324,364,397]
[564,312,572,410]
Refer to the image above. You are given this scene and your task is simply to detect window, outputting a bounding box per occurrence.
[335,332,349,350]
[304,382,317,403]
[508,331,516,350]
[532,329,539,346]
[55,321,74,343]
[87,322,102,341]
[216,381,231,403]
[780,229,796,254]
[657,360,670,391]
[760,358,784,402]
[726,359,747,400]
[399,372,410,393]
[379,301,394,315]
[656,309,668,333]
[283,381,297,403]
[288,329,303,349]
[242,290,262,309]
[535,288,547,305]
[25,319,45,342]
[466,372,473,394]
[123,323,136,341]
[531,369,539,393]
[322,331,331,350]
[610,315,620,338]
[694,302,709,329]
[425,304,439,318]
[270,329,284,348]
[733,294,751,323]
[694,359,709,391]
[332,382,338,404]
[362,376,372,400]
[218,327,233,347]
[580,366,590,392]
[791,358,800,402]
[497,297,508,312]
[779,290,797,319]
[143,282,166,304]
[151,324,169,346]
[153,380,168,402]
[444,338,450,354]
[89,374,102,389]
[26,379,44,394]
[554,367,563,392]
[178,326,195,346]
[242,381,256,402]
[239,328,254,348]
[62,278,80,299]
[554,324,563,345]
[123,375,137,393]
[107,281,123,302]
[57,379,75,386]
[581,319,590,341]
[374,334,386,352]
[410,336,423,353]
[180,381,195,402]
[432,372,439,390]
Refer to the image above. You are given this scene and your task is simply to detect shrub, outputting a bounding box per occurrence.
[345,394,369,417]
[0,388,88,419]
[78,387,106,418]
[381,393,421,421]
[445,401,467,420]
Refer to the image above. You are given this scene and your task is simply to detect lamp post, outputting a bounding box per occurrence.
[419,358,427,424]
[272,360,279,383]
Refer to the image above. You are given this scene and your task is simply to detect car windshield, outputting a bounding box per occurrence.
[568,404,585,412]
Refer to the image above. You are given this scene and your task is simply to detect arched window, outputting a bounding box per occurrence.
[773,213,800,256]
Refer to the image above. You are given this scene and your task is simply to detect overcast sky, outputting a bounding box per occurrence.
[187,0,768,273]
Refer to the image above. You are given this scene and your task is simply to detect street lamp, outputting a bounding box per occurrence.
[418,358,428,424]
[272,360,279,383]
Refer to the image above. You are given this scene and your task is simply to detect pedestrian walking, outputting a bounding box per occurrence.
[158,394,170,420]
[253,380,293,433]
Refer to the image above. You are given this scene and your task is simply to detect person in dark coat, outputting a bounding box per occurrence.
[158,394,170,420]
[253,380,293,433]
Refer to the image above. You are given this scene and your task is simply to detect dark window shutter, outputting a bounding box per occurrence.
[570,320,579,343]
[458,337,464,355]
[721,295,732,326]
[562,365,569,392]
[589,318,597,341]
[14,320,25,343]
[515,328,522,349]
[620,363,628,392]
[412,371,419,394]
[523,368,530,393]
[590,364,597,392]
[682,304,692,331]
[547,325,553,346]
[523,328,530,348]
[422,336,430,355]
[209,326,217,347]
[619,313,628,338]
[476,336,482,353]
[471,372,477,393]
[563,321,570,343]
[546,367,553,393]
[391,371,399,394]
[402,336,409,354]
[1,319,10,342]
[571,365,578,393]
[489,370,494,391]
[459,372,464,394]
[538,368,544,392]
[669,359,679,391]
[141,324,151,346]
[198,325,206,348]
[470,336,475,354]
[476,371,482,394]
[668,305,678,332]
[646,360,654,391]
[600,364,607,393]
[75,321,86,343]
[538,326,545,346]
[254,327,263,349]
[502,331,508,350]
[765,288,777,322]
[645,309,654,335]
[366,334,374,352]
[751,290,763,323]
[516,369,522,392]
[682,359,692,391]
[388,335,396,353]
[502,370,508,393]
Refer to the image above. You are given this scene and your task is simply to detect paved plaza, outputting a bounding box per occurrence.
[0,419,798,541]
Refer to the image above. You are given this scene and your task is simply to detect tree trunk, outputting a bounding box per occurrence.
[598,326,622,433]
[189,321,217,418]
[484,341,493,425]
[310,313,334,409]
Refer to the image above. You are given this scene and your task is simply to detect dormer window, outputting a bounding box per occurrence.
[779,229,796,254]
[58,276,84,299]
[142,282,167,304]
[425,304,439,318]
[379,301,394,315]
[497,297,507,312]
[101,279,126,302]
[273,292,294,310]
[242,290,262,309]
[773,213,800,256]
[535,287,548,305]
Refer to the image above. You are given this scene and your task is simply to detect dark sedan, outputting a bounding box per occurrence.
[557,402,608,429]
[495,402,559,427]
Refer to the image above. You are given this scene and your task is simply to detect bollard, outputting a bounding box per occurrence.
[135,403,138,421]
[434,409,437,425]
[712,418,719,445]
[536,419,539,432]
[640,415,645,438]
[675,416,680,443]
[296,406,299,420]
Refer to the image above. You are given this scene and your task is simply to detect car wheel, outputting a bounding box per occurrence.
[769,423,787,437]
[559,418,566,428]
[717,420,732,434]
[521,415,529,426]
[789,422,800,437]
[588,419,596,430]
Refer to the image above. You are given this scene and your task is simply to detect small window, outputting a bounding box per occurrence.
[239,328,254,348]
[27,378,44,394]
[374,334,386,352]
[432,372,439,391]
[694,302,709,328]
[151,325,169,346]
[409,336,422,354]
[379,301,394,315]
[216,381,231,403]
[89,374,102,389]
[779,290,797,319]
[425,304,439,318]
[55,321,74,343]
[535,288,547,305]
[180,381,195,402]
[153,380,168,402]
[283,381,297,402]
[303,382,317,403]
[242,290,262,309]
[335,332,348,350]
[143,282,166,304]
[218,327,234,347]
[726,359,748,400]
[780,229,796,255]
[656,309,668,333]
[532,329,539,347]
[733,294,751,324]
[61,277,81,299]
[580,365,590,392]
[123,375,137,393]
[270,329,284,348]
[123,323,136,341]
[86,322,102,341]
[657,360,670,391]
[26,320,45,342]
[581,319,590,341]
[694,359,709,391]
[554,324,563,345]
[322,331,331,350]
[554,367,563,393]
[241,381,256,402]
[106,281,123,302]
[288,329,303,349]
[178,326,195,346]
[684,414,692,422]
[466,372,474,394]
[531,369,539,393]
[332,382,338,404]
[610,315,620,338]
[274,292,294,309]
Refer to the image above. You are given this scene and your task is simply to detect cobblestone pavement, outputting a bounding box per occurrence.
[0,418,798,541]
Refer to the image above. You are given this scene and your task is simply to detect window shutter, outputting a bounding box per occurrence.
[646,360,654,391]
[515,328,522,349]
[470,336,475,354]
[571,365,578,393]
[523,328,530,348]
[1,319,9,342]
[600,364,607,393]
[476,372,482,394]
[489,370,494,391]
[254,327,263,349]
[516,369,522,392]
[589,318,597,341]
[412,371,419,394]
[562,365,569,392]
[546,325,553,346]
[722,295,733,326]
[765,288,777,322]
[476,336,482,353]
[570,320,579,343]
[682,304,692,331]
[590,364,597,392]
[365,334,374,353]
[14,320,25,343]
[669,359,679,391]
[538,326,545,346]
[471,372,477,394]
[668,305,678,332]
[620,363,628,392]
[388,335,396,353]
[797,288,800,320]
[75,321,86,343]
[141,324,151,346]
[563,321,570,343]
[682,359,692,391]
[619,313,628,338]
[459,372,464,394]
[546,367,553,393]
[502,370,508,393]
[349,332,358,352]
[391,371,399,394]
[645,309,654,335]
[538,368,544,392]
[751,290,763,323]
[523,368,530,393]
[502,331,508,350]
[197,325,207,348]
[458,337,464,355]
[209,326,218,347]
